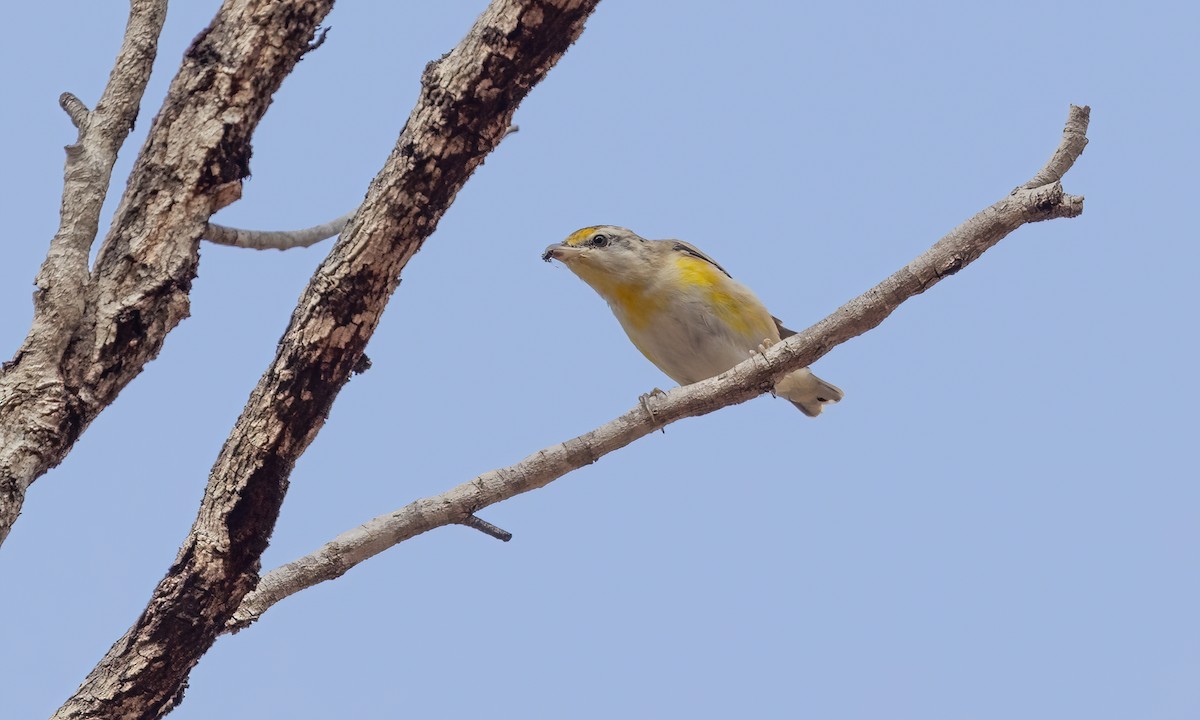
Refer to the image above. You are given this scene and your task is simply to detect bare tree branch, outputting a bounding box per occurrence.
[0,0,167,548]
[201,125,519,250]
[1022,105,1090,189]
[204,209,355,250]
[227,105,1090,632]
[52,2,599,718]
[307,26,331,54]
[462,515,514,542]
[58,92,90,128]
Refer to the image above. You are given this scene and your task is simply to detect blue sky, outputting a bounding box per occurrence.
[2,2,1197,718]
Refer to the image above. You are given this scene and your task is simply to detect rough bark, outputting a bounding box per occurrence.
[51,1,599,718]
[0,0,167,547]
[226,108,1090,630]
[0,0,333,549]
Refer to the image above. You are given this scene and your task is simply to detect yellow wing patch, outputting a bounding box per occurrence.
[673,254,775,340]
[674,253,725,290]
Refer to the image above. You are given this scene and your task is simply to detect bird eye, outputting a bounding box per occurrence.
[590,234,609,247]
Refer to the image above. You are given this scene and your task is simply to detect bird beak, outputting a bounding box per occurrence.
[542,243,577,263]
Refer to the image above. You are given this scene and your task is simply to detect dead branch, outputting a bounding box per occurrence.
[204,209,355,250]
[462,515,514,542]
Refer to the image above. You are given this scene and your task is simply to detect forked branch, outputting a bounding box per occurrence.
[0,0,168,548]
[52,2,600,718]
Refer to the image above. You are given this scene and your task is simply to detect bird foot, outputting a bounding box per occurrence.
[639,387,668,430]
[755,338,778,398]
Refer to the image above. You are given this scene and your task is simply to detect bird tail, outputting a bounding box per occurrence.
[775,367,844,417]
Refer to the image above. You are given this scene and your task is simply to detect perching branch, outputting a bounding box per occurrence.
[227,105,1090,632]
[53,3,599,718]
[0,0,167,548]
[202,126,519,250]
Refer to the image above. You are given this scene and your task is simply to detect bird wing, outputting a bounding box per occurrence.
[669,241,732,279]
[773,316,797,338]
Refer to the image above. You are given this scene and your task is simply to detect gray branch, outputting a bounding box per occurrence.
[58,92,90,129]
[1022,105,1090,189]
[205,210,354,250]
[227,105,1090,632]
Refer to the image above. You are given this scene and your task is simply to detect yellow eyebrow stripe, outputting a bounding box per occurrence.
[564,226,602,246]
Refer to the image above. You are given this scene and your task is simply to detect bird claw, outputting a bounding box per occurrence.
[639,387,668,431]
[756,339,778,398]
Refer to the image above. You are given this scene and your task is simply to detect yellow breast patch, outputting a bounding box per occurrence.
[569,260,664,331]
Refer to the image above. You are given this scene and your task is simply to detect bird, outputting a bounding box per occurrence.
[542,225,843,416]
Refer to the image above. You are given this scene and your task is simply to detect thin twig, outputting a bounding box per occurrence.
[307,26,330,54]
[201,125,519,250]
[1021,104,1090,189]
[205,210,354,250]
[461,515,513,542]
[58,92,90,129]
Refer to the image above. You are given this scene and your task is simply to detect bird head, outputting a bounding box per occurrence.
[542,226,662,293]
